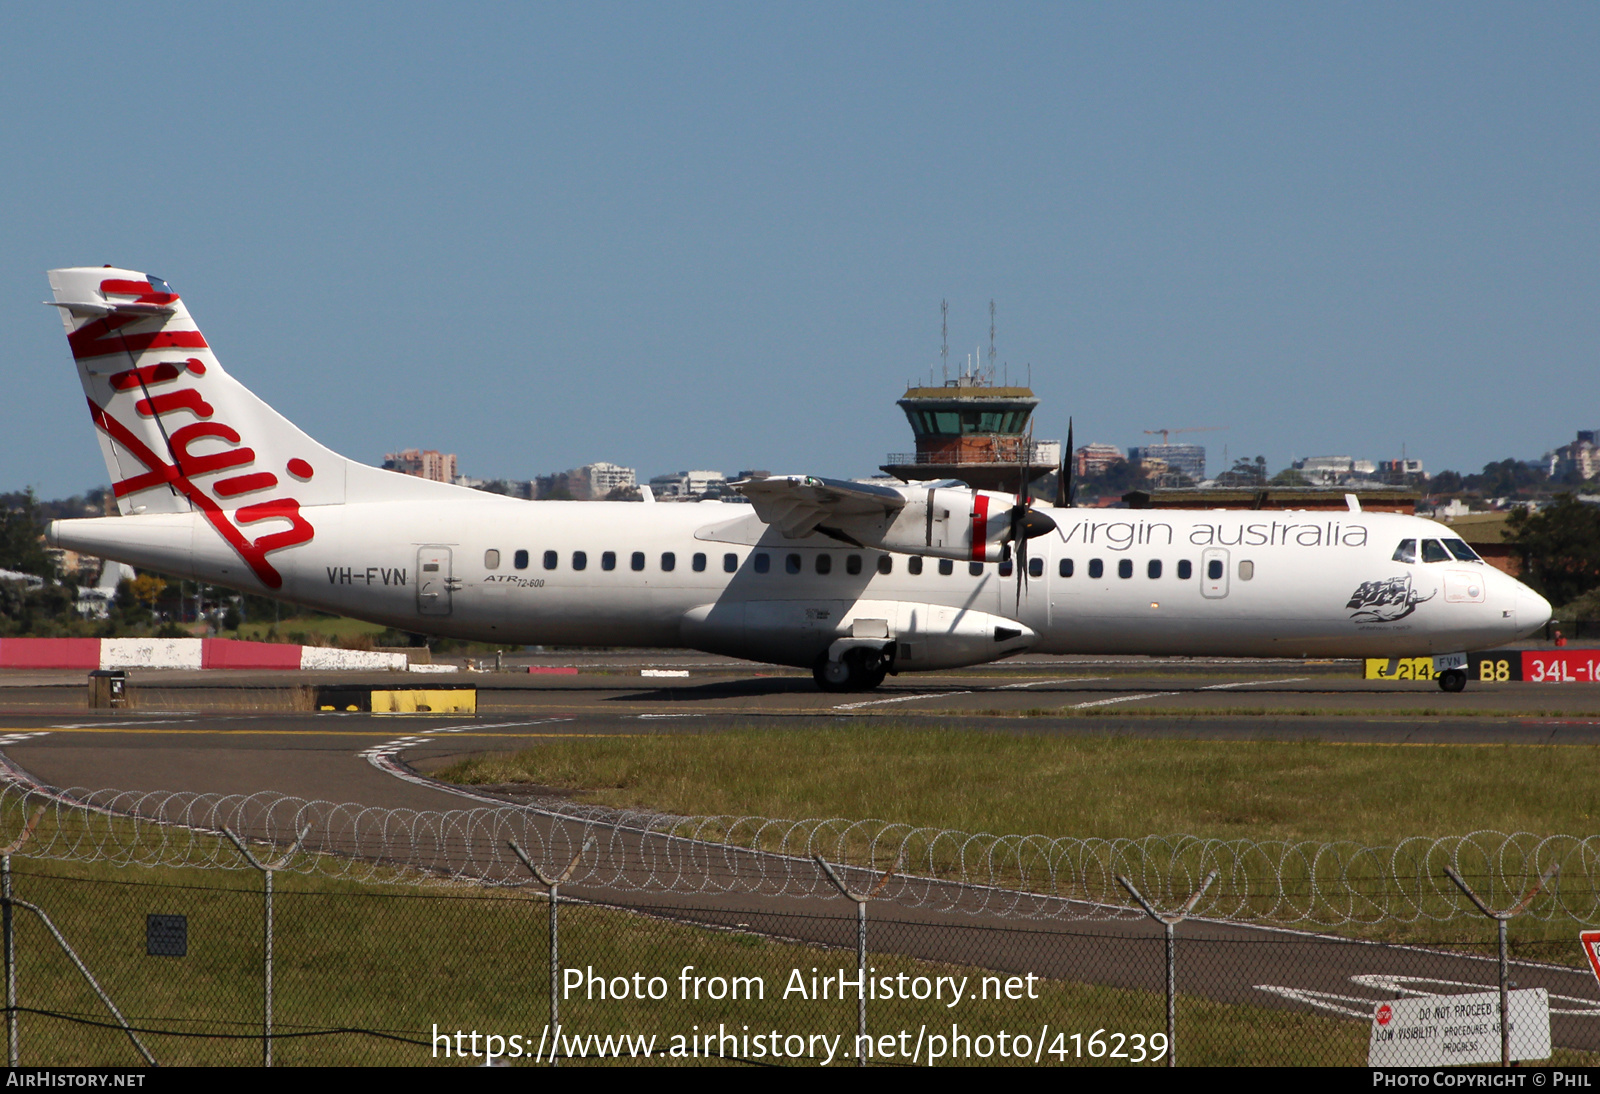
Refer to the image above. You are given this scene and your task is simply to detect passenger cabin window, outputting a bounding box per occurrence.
[1117,559,1133,579]
[572,551,587,571]
[969,562,983,576]
[754,553,770,573]
[938,559,954,576]
[785,553,801,574]
[543,550,558,570]
[877,556,893,575]
[1238,560,1255,580]
[1088,559,1104,579]
[1147,560,1162,579]
[661,552,676,572]
[631,551,645,572]
[1177,560,1192,580]
[1207,559,1224,580]
[908,557,923,575]
[602,551,616,571]
[1059,558,1074,578]
[484,549,500,570]
[692,552,706,572]
[1029,557,1044,579]
[1393,539,1417,563]
[1444,539,1481,562]
[846,554,862,575]
[999,560,1013,577]
[1421,539,1451,563]
[514,549,529,570]
[816,554,832,575]
[723,553,738,573]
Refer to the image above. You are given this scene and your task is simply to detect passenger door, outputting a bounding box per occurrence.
[417,546,454,616]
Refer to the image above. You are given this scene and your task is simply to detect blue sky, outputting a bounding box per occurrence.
[3,3,1596,497]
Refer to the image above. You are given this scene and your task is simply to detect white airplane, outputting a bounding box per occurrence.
[43,267,1550,693]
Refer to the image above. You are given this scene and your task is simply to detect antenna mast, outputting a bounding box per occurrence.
[940,299,949,383]
[988,299,996,384]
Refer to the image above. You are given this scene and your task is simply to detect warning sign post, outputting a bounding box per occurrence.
[1367,988,1550,1067]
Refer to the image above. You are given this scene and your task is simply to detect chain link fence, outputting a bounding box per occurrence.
[0,784,1597,1066]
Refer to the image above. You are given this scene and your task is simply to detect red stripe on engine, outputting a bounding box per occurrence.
[971,494,989,561]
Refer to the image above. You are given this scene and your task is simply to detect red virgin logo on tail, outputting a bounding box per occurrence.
[80,279,313,590]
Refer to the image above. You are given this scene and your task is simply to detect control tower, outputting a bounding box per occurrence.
[881,375,1060,493]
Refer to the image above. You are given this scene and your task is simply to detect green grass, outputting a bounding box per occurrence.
[433,725,1600,843]
[0,854,1435,1067]
[0,790,1592,1066]
[234,615,390,645]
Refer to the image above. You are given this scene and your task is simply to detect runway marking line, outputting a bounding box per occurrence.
[1069,693,1177,709]
[996,676,1112,690]
[1199,677,1310,690]
[833,691,973,711]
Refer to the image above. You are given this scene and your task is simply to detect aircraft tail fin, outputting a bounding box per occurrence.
[48,267,469,588]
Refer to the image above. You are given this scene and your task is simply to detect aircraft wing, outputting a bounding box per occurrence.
[731,475,907,540]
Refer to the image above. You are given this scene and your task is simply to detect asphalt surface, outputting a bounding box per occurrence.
[2,649,1599,1060]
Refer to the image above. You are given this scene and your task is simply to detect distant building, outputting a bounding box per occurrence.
[383,448,458,482]
[1074,443,1126,477]
[1128,444,1205,483]
[1550,430,1599,481]
[1292,456,1379,485]
[1378,458,1426,483]
[564,462,637,500]
[648,470,727,499]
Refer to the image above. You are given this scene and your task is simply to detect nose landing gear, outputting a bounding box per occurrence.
[1437,668,1468,693]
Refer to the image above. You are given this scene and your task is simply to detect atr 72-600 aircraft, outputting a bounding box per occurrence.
[43,268,1551,693]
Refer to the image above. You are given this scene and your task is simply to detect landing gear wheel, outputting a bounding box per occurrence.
[812,648,889,693]
[1437,669,1467,693]
[814,657,853,693]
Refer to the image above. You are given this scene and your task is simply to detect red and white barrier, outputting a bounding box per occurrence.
[0,638,406,671]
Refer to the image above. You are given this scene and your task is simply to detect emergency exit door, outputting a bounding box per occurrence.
[1200,548,1230,599]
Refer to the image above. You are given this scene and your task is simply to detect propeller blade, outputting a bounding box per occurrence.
[1015,532,1026,612]
[1057,418,1075,508]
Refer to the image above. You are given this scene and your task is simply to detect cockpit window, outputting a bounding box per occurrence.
[1443,539,1481,562]
[1392,539,1416,563]
[1420,539,1451,563]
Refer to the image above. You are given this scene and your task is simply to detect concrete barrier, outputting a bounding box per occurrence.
[0,637,407,672]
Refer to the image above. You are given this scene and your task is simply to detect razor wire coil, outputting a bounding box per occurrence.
[2,782,1597,926]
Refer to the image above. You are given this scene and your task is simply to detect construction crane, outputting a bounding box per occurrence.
[1142,426,1227,445]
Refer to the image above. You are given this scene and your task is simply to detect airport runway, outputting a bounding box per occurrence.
[2,651,1598,1059]
[2,652,1600,805]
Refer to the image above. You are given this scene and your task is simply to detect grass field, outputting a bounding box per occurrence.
[0,854,1424,1067]
[432,725,1600,843]
[233,614,390,645]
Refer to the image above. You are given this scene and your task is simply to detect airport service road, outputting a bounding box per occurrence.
[2,653,1600,1056]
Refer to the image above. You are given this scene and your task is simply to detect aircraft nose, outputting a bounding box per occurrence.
[1516,583,1552,631]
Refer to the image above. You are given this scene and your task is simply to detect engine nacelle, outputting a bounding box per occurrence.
[839,486,1022,562]
[732,475,1056,563]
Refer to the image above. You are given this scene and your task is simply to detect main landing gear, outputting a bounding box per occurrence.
[813,647,890,693]
[1437,669,1468,693]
